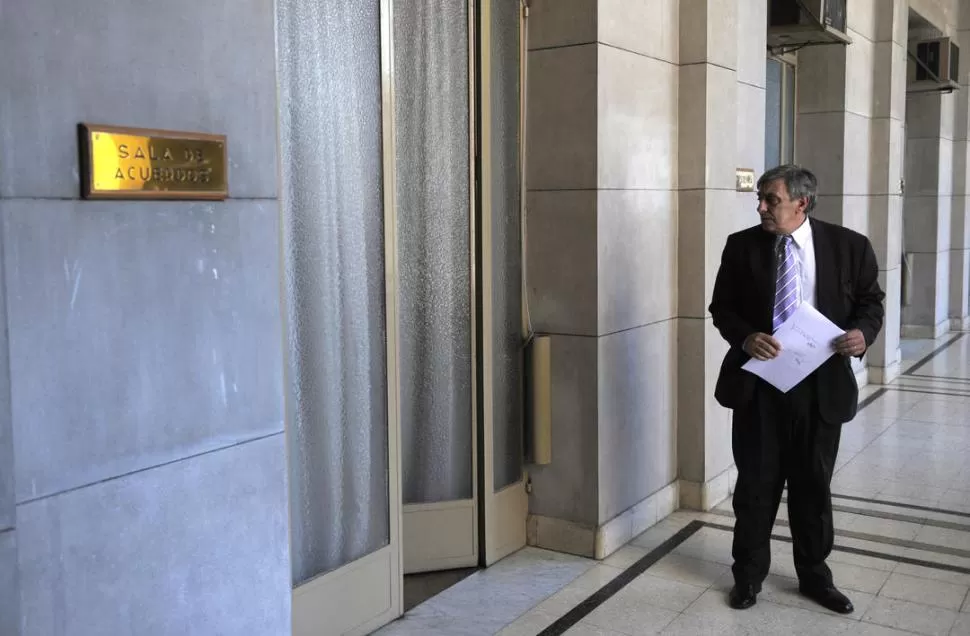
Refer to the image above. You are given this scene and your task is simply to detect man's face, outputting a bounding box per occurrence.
[757,178,808,235]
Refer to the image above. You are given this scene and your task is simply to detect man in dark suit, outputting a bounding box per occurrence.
[709,164,885,614]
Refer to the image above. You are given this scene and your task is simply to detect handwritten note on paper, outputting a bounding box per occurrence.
[742,303,846,393]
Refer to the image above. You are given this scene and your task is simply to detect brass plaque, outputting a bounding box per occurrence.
[78,123,228,200]
[736,167,756,192]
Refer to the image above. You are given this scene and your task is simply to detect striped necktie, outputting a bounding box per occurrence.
[772,235,799,331]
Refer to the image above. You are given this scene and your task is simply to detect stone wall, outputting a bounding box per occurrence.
[0,1,290,633]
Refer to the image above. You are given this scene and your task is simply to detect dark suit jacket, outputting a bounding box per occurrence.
[708,217,885,424]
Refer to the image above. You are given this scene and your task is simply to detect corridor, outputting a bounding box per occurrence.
[378,333,970,636]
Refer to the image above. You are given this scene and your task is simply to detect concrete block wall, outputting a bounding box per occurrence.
[0,1,290,634]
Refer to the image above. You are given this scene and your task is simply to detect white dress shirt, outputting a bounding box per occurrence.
[781,218,817,309]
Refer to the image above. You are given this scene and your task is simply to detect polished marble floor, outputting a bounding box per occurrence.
[375,333,970,636]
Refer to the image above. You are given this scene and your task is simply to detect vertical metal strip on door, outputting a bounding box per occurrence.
[476,0,528,567]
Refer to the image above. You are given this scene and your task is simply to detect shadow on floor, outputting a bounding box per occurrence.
[403,567,480,612]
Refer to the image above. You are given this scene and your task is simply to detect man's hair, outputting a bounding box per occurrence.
[757,164,818,214]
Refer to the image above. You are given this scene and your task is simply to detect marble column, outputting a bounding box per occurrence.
[525,0,680,558]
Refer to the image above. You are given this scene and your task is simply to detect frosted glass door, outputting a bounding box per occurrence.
[395,0,479,574]
[278,0,402,633]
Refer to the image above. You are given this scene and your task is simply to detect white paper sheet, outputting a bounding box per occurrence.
[741,303,846,393]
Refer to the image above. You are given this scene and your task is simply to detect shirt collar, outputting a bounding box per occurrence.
[789,217,812,248]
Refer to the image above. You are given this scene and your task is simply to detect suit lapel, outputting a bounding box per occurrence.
[811,217,836,318]
[751,229,777,329]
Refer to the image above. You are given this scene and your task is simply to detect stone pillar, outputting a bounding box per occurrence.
[950,16,970,329]
[797,0,908,383]
[869,0,909,382]
[525,0,680,558]
[676,0,754,511]
[904,89,955,339]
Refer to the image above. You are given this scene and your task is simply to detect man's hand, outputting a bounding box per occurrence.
[743,333,782,361]
[834,329,866,357]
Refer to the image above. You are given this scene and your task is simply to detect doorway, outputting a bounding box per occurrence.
[394,0,528,604]
[394,0,478,579]
[277,1,528,633]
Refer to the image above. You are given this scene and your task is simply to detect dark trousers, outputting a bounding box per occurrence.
[731,375,842,591]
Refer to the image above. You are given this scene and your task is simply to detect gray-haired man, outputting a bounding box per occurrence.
[709,165,885,614]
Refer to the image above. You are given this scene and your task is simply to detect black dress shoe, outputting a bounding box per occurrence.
[729,584,759,610]
[799,584,854,614]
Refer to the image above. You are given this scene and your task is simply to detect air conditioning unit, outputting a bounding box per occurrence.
[767,0,851,48]
[908,37,960,93]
